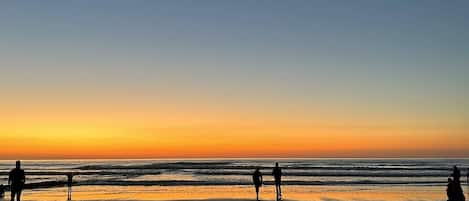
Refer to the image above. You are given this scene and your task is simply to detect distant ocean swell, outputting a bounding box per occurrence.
[0,159,467,189]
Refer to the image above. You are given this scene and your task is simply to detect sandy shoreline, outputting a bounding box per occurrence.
[0,185,450,201]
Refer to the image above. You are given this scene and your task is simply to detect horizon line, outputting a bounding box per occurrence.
[1,156,469,161]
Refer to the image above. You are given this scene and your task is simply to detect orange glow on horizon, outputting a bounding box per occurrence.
[1,117,468,159]
[1,0,469,160]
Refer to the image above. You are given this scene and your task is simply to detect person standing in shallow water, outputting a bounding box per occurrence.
[9,161,25,201]
[252,168,263,201]
[67,173,74,200]
[272,162,282,201]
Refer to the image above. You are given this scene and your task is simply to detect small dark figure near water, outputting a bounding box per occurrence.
[447,166,465,201]
[9,161,25,201]
[0,184,5,198]
[67,173,74,200]
[252,168,263,201]
[448,178,456,200]
[272,162,282,201]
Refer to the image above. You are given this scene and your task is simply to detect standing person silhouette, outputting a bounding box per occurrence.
[447,166,465,201]
[8,161,25,201]
[272,162,282,201]
[67,173,74,200]
[252,168,263,201]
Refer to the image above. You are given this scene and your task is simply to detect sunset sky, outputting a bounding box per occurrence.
[1,1,468,159]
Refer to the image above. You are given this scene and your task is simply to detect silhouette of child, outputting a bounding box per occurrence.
[447,166,466,201]
[252,168,263,201]
[448,178,455,201]
[0,184,5,198]
[67,173,73,200]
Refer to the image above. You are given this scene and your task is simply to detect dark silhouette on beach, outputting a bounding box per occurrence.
[448,178,456,200]
[0,184,5,198]
[272,162,282,201]
[252,168,263,201]
[447,166,465,201]
[67,173,74,200]
[8,161,25,201]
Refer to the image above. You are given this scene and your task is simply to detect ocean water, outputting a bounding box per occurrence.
[0,158,468,201]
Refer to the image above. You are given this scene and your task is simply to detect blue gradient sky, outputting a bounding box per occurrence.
[0,1,468,158]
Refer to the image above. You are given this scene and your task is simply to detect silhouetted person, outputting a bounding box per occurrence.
[448,178,456,201]
[0,184,5,198]
[67,173,74,200]
[272,162,282,201]
[252,168,263,201]
[447,166,465,201]
[454,166,462,183]
[8,161,25,201]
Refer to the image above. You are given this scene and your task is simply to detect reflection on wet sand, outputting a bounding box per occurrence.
[19,185,444,201]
